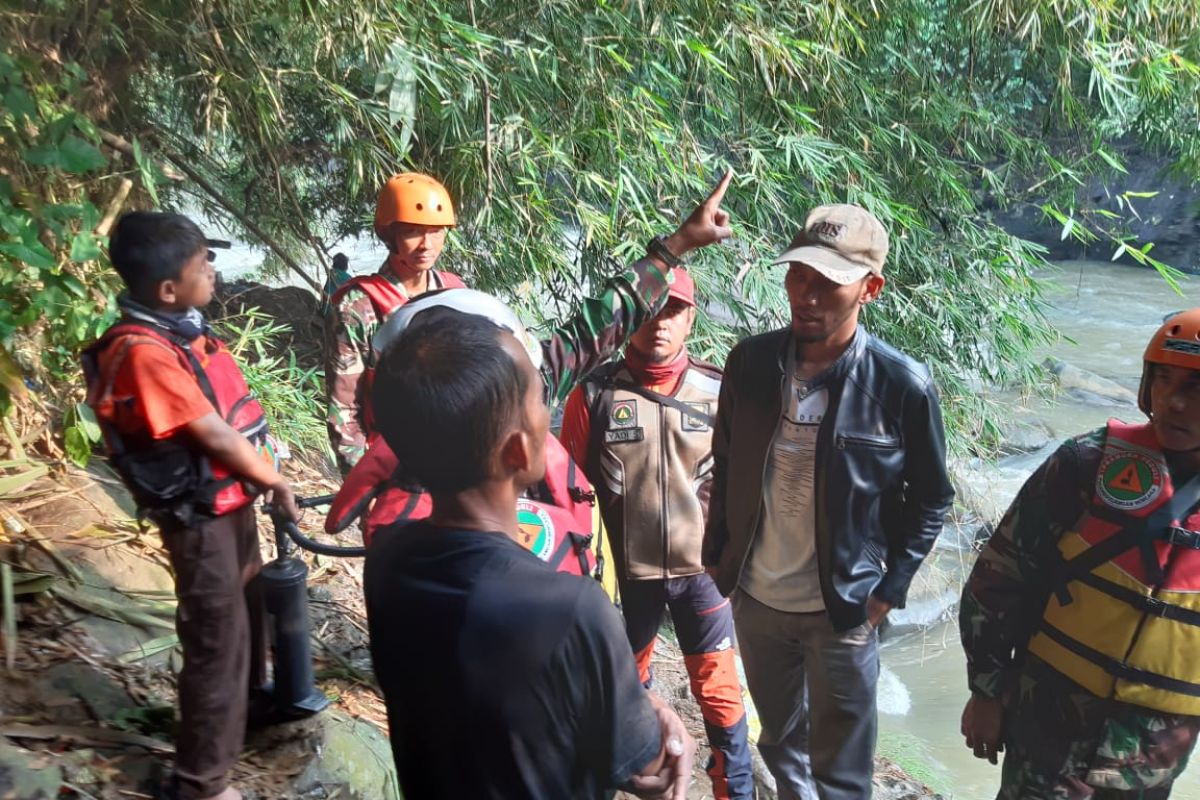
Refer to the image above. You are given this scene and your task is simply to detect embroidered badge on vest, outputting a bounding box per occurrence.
[682,401,711,432]
[1096,450,1164,511]
[611,399,638,428]
[516,499,556,560]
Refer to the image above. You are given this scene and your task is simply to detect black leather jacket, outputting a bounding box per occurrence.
[702,327,954,631]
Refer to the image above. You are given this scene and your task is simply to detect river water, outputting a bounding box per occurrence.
[877,261,1199,799]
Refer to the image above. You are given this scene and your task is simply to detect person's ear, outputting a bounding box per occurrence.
[860,275,886,305]
[156,279,177,306]
[497,428,534,477]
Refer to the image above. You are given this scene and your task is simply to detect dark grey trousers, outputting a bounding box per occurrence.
[732,590,879,800]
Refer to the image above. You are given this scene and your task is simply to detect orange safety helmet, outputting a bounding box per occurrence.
[1138,308,1200,414]
[373,173,457,240]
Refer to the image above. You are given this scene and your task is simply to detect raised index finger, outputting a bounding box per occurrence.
[702,169,734,209]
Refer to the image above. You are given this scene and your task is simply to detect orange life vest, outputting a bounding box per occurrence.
[329,270,466,434]
[326,435,600,577]
[82,320,277,523]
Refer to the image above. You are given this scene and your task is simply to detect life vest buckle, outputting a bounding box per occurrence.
[569,487,596,505]
[1164,526,1200,549]
[1144,596,1171,617]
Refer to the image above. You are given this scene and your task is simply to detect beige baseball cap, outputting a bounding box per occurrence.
[772,204,888,285]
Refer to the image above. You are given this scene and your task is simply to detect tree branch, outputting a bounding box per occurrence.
[95,178,132,237]
[160,148,322,293]
[98,129,322,294]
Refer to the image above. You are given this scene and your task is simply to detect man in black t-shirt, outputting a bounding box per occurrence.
[364,306,696,799]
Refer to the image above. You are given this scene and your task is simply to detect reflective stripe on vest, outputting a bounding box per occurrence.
[1028,419,1200,714]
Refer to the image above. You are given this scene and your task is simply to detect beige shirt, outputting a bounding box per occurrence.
[740,345,828,612]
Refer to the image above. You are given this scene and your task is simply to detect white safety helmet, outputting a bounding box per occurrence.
[372,288,544,371]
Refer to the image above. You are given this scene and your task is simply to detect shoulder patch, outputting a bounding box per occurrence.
[1096,451,1164,511]
[516,499,556,561]
[610,399,638,428]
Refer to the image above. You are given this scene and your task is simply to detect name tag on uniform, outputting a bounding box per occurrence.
[605,427,644,444]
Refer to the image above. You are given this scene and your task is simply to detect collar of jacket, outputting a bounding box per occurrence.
[772,325,866,387]
[117,293,210,341]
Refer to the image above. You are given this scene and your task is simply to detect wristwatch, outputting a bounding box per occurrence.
[646,234,683,269]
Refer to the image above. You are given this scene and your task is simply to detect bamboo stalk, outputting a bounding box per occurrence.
[2,416,25,461]
[2,563,15,669]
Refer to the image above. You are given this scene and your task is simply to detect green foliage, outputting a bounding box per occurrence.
[210,309,330,458]
[4,0,1200,458]
[0,52,132,383]
[63,402,103,467]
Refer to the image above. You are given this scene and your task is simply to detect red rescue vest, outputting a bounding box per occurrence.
[330,270,466,434]
[82,320,276,522]
[1029,420,1200,714]
[326,436,600,577]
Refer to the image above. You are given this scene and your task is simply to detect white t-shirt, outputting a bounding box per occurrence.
[739,347,828,613]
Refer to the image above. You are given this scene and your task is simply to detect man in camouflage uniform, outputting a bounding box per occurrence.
[960,308,1200,799]
[322,172,738,542]
[324,174,465,472]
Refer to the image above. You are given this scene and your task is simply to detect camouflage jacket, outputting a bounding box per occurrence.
[960,427,1200,791]
[323,268,459,473]
[324,259,672,472]
[533,258,670,407]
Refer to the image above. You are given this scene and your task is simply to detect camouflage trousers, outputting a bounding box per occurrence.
[998,660,1200,799]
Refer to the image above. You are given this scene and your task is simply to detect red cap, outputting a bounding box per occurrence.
[667,268,696,307]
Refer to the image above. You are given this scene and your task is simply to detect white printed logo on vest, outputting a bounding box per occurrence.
[682,401,710,432]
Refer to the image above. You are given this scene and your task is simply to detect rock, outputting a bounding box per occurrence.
[1045,358,1138,407]
[999,418,1055,455]
[21,465,178,661]
[951,441,1060,527]
[41,662,135,723]
[0,740,63,799]
[291,709,400,800]
[751,754,778,798]
[986,146,1200,274]
[885,549,964,635]
[873,756,947,800]
[750,754,943,800]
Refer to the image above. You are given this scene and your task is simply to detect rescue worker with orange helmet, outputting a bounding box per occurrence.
[960,308,1200,798]
[323,173,466,472]
[324,173,738,574]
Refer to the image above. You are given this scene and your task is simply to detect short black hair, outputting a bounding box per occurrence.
[373,308,531,494]
[108,211,208,302]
